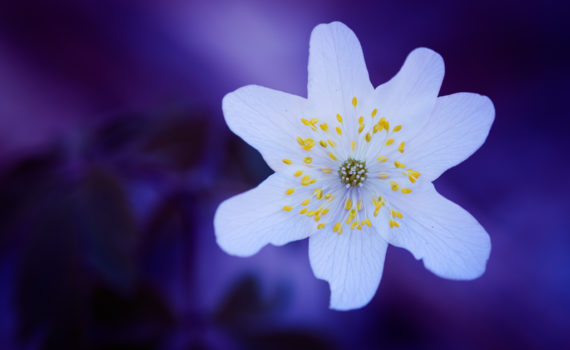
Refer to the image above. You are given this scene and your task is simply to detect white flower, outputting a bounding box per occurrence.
[214,22,494,310]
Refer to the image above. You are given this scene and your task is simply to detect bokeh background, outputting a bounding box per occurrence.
[0,0,568,349]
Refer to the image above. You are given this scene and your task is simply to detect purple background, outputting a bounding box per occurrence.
[0,0,568,349]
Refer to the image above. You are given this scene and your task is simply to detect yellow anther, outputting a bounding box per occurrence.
[286,188,295,195]
[389,219,400,228]
[351,221,359,229]
[305,210,315,217]
[409,170,421,178]
[373,124,380,134]
[321,168,332,174]
[408,175,417,183]
[386,139,394,146]
[301,118,311,126]
[309,179,317,185]
[336,127,342,135]
[349,209,357,218]
[391,209,403,218]
[383,120,390,131]
[352,97,357,107]
[345,199,352,210]
[282,159,292,165]
[336,114,343,123]
[358,116,364,124]
[333,222,342,234]
[377,156,388,162]
[313,188,323,199]
[357,201,363,211]
[317,223,325,230]
[310,118,319,125]
[302,198,310,206]
[322,208,329,215]
[394,161,406,168]
[304,157,313,164]
[324,193,332,200]
[393,125,402,132]
[320,123,329,132]
[296,136,304,146]
[328,140,336,147]
[294,170,303,177]
[283,206,293,211]
[374,209,380,217]
[358,124,365,133]
[328,152,337,161]
[351,141,356,151]
[371,108,378,117]
[390,181,400,191]
[299,208,307,214]
[401,188,412,194]
[365,132,371,142]
[398,142,405,153]
[378,172,389,179]
[301,176,312,186]
[362,219,372,227]
[319,140,328,148]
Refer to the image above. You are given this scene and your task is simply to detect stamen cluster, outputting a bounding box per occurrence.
[338,158,368,188]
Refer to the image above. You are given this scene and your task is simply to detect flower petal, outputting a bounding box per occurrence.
[387,182,491,280]
[369,47,444,139]
[308,22,373,117]
[400,92,495,181]
[222,85,308,171]
[214,173,315,257]
[309,227,388,310]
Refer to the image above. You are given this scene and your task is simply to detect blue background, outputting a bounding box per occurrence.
[0,0,568,349]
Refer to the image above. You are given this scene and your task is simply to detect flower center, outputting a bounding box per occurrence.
[338,158,368,187]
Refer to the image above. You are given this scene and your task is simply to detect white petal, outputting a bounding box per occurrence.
[222,85,307,171]
[308,22,373,117]
[387,182,491,280]
[400,92,495,181]
[309,227,388,310]
[214,173,315,257]
[369,47,444,139]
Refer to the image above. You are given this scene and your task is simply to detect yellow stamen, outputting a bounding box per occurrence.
[328,152,337,161]
[377,156,388,162]
[283,206,293,211]
[358,124,365,133]
[296,136,304,146]
[351,141,356,151]
[304,157,312,165]
[401,188,412,194]
[378,172,389,179]
[390,181,400,191]
[336,114,343,123]
[345,199,352,210]
[333,222,342,234]
[351,221,359,229]
[371,108,377,117]
[336,127,342,135]
[324,193,332,200]
[285,188,295,195]
[321,168,332,174]
[389,219,400,228]
[301,176,312,186]
[282,159,292,165]
[319,140,328,148]
[365,132,371,142]
[393,125,402,132]
[299,208,307,214]
[322,208,329,215]
[352,97,357,107]
[398,142,405,153]
[394,161,406,168]
[302,198,310,206]
[320,123,329,132]
[328,140,336,147]
[357,201,362,211]
[294,170,303,177]
[386,139,394,146]
[317,223,325,229]
[313,188,323,199]
[358,116,364,124]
